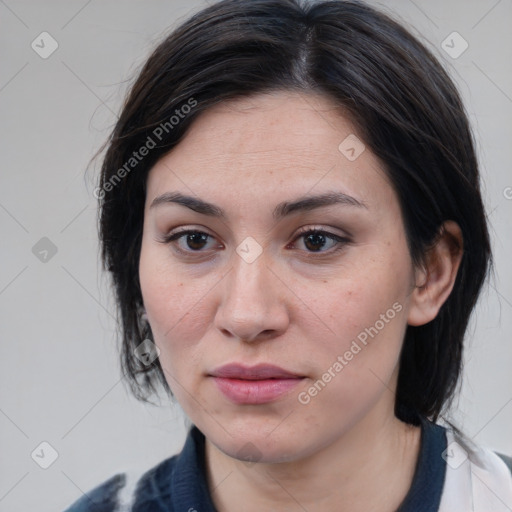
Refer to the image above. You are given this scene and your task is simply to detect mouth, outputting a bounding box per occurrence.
[208,363,306,405]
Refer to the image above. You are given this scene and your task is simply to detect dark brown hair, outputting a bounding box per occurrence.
[96,0,491,425]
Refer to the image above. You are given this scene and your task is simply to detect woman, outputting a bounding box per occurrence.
[65,0,512,510]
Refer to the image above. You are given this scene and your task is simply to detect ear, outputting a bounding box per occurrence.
[407,221,463,326]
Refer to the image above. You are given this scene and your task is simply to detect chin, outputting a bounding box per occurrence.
[202,416,315,464]
[221,437,304,465]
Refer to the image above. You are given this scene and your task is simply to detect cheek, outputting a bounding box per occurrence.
[322,255,409,332]
[309,248,412,377]
[298,279,409,428]
[139,243,186,347]
[138,241,218,376]
[317,282,407,364]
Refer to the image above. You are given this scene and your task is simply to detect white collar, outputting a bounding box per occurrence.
[439,428,512,511]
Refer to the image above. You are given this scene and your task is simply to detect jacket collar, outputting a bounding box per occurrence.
[168,418,447,512]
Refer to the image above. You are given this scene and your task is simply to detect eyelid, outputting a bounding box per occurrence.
[156,226,220,248]
[293,224,352,240]
[158,224,351,241]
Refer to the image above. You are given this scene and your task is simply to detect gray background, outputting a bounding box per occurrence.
[0,0,511,510]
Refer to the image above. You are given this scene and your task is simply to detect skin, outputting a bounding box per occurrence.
[138,91,463,511]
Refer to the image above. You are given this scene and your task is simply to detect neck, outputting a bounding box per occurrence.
[204,408,421,512]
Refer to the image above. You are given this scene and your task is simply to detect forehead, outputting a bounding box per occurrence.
[145,91,395,215]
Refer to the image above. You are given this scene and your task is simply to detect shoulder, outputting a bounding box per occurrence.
[62,472,127,512]
[63,425,214,512]
[438,426,512,512]
[62,455,179,512]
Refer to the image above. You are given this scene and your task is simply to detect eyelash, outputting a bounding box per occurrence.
[158,226,351,259]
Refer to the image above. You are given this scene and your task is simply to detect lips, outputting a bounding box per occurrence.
[209,363,302,380]
[209,363,305,404]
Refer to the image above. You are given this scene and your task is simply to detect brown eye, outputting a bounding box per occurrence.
[182,232,210,251]
[292,229,350,255]
[160,229,220,254]
[303,232,330,252]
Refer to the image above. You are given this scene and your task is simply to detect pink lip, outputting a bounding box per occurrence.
[209,364,305,405]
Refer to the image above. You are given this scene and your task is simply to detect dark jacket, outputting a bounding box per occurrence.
[63,419,512,511]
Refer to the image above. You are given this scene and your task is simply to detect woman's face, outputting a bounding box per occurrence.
[139,91,418,462]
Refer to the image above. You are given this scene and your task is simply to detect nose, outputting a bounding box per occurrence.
[213,251,290,343]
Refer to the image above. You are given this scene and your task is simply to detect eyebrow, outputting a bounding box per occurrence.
[149,190,367,221]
